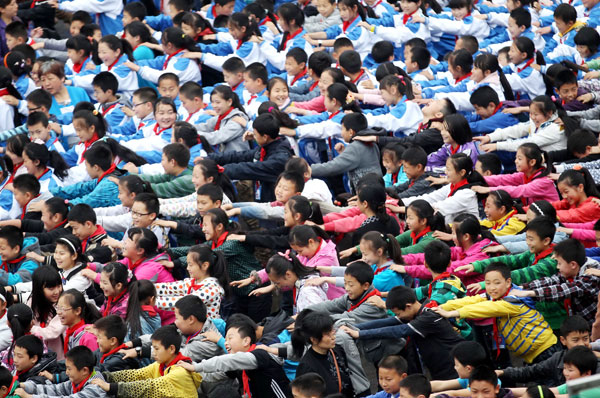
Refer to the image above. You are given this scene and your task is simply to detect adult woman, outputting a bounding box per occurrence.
[40,60,90,125]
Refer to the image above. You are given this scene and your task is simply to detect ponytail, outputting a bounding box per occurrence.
[125,279,156,339]
[258,101,299,129]
[360,231,403,264]
[188,245,231,297]
[558,168,600,198]
[23,142,69,180]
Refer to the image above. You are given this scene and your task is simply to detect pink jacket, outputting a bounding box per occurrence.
[31,313,65,360]
[295,96,325,112]
[402,238,496,289]
[484,172,559,205]
[563,221,596,246]
[323,199,401,233]
[99,292,130,319]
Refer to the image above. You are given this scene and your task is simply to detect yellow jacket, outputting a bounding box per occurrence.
[441,294,557,363]
[480,210,526,236]
[107,361,202,398]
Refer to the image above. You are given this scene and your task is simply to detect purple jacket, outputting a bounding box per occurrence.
[427,141,479,169]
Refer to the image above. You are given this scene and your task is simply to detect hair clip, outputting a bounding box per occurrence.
[346,92,355,104]
[278,250,291,261]
[538,386,544,398]
[217,165,225,173]
[573,164,582,171]
[268,106,274,112]
[92,110,99,116]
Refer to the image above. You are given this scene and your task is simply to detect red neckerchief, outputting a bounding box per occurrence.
[491,102,503,115]
[100,343,128,363]
[64,319,85,354]
[185,328,203,345]
[79,133,99,163]
[290,69,308,86]
[392,171,399,184]
[564,276,574,315]
[408,179,416,188]
[1,376,16,398]
[211,5,217,18]
[517,58,535,73]
[81,225,105,252]
[97,163,117,183]
[153,124,169,136]
[141,305,158,317]
[51,219,68,231]
[402,9,417,24]
[247,94,257,105]
[215,107,234,130]
[523,168,544,184]
[236,40,244,50]
[163,49,185,69]
[0,88,9,97]
[101,103,118,116]
[349,289,381,311]
[309,81,319,91]
[211,232,229,249]
[427,272,452,298]
[35,167,50,181]
[449,144,460,155]
[106,57,120,71]
[259,147,267,162]
[374,262,392,275]
[448,178,469,197]
[29,0,36,8]
[532,244,555,265]
[455,72,472,84]
[187,278,205,295]
[16,364,33,377]
[129,256,146,271]
[72,372,94,394]
[20,194,40,220]
[159,352,191,376]
[328,110,341,120]
[410,226,431,245]
[0,255,25,273]
[351,69,365,84]
[103,288,127,317]
[281,28,303,50]
[342,16,359,32]
[137,121,145,130]
[72,57,88,74]
[242,344,257,397]
[492,209,517,230]
[185,107,201,122]
[231,81,242,91]
[491,289,510,358]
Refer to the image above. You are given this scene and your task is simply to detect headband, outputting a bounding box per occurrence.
[57,237,77,254]
[531,202,543,216]
[538,386,544,398]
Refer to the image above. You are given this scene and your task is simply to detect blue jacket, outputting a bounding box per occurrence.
[0,237,40,285]
[49,86,90,124]
[50,169,122,208]
[468,108,520,135]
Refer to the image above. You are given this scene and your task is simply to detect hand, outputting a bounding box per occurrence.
[248,35,264,43]
[339,247,357,259]
[158,260,174,268]
[27,201,44,212]
[455,264,475,274]
[502,107,523,114]
[554,117,564,126]
[592,197,600,206]
[47,0,57,7]
[152,219,176,228]
[48,122,61,134]
[279,127,297,137]
[483,244,509,254]
[480,143,497,153]
[243,130,254,141]
[547,173,560,181]
[182,52,203,59]
[31,27,44,38]
[2,95,18,106]
[352,135,377,143]
[432,231,455,241]
[585,268,600,276]
[231,116,247,128]
[26,252,44,263]
[390,264,405,273]
[205,109,217,116]
[474,13,488,19]
[84,325,96,334]
[122,162,139,174]
[473,135,491,144]
[411,15,425,23]
[248,285,274,296]
[556,227,574,235]
[85,61,96,71]
[578,93,594,103]
[584,71,600,80]
[200,330,222,343]
[225,208,241,217]
[102,237,123,249]
[385,203,405,214]
[340,325,359,338]
[303,277,327,286]
[357,21,372,31]
[123,61,140,72]
[425,176,449,185]
[366,295,386,309]
[509,289,534,297]
[531,63,541,71]
[359,80,374,90]
[467,283,484,294]
[90,379,110,392]
[334,142,345,153]
[121,106,134,117]
[226,234,246,241]
[431,307,457,318]
[413,98,434,105]
[80,268,98,281]
[119,348,138,359]
[495,370,504,377]
[14,388,31,398]
[265,20,279,35]
[31,42,45,50]
[471,186,491,194]
[38,370,53,380]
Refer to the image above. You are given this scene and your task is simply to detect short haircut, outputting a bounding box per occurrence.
[406,37,427,49]
[133,87,158,104]
[382,143,405,162]
[170,0,192,11]
[308,51,333,77]
[253,113,280,139]
[163,143,190,168]
[286,47,307,65]
[226,313,257,344]
[179,81,203,100]
[67,204,97,225]
[196,183,224,203]
[71,10,92,24]
[341,113,368,133]
[84,143,113,171]
[568,129,598,156]
[26,111,49,127]
[371,40,394,64]
[469,366,498,388]
[423,240,451,274]
[0,366,12,389]
[66,35,92,57]
[338,50,362,74]
[5,21,27,40]
[560,315,590,338]
[555,69,578,90]
[133,192,160,215]
[476,153,502,175]
[401,145,428,167]
[554,238,586,268]
[554,3,577,23]
[158,72,179,86]
[222,57,245,74]
[174,295,207,323]
[399,374,431,398]
[65,346,96,372]
[124,1,147,20]
[290,373,326,397]
[244,62,268,85]
[13,174,41,196]
[410,47,431,70]
[470,85,500,107]
[276,171,305,193]
[92,71,118,94]
[524,216,556,241]
[14,335,43,361]
[344,261,373,285]
[26,89,52,110]
[563,346,597,375]
[151,325,182,352]
[451,341,487,367]
[575,27,600,55]
[333,37,353,52]
[483,262,511,280]
[94,315,127,344]
[510,7,531,28]
[378,355,408,375]
[458,35,479,54]
[386,285,417,311]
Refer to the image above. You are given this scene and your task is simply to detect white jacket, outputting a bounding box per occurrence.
[403,184,479,224]
[488,115,567,152]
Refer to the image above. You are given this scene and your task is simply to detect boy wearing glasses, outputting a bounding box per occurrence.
[110,87,156,139]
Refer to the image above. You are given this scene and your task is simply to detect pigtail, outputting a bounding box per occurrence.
[259,102,300,128]
[48,150,70,180]
[103,137,148,166]
[385,233,404,264]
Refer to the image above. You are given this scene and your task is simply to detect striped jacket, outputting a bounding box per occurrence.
[140,169,194,199]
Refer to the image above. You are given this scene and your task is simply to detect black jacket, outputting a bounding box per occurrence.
[17,351,57,383]
[244,226,291,251]
[379,128,443,155]
[94,350,140,372]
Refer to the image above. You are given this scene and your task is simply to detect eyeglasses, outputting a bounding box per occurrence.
[56,307,73,313]
[28,106,41,113]
[132,101,150,108]
[131,210,151,217]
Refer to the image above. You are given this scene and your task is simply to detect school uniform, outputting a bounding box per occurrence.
[487,114,567,152]
[196,108,249,152]
[21,371,107,398]
[369,10,430,48]
[402,182,480,224]
[137,50,202,85]
[484,170,560,205]
[94,95,129,129]
[503,59,546,100]
[58,0,122,35]
[50,165,124,208]
[260,28,314,73]
[121,122,173,156]
[72,54,138,100]
[324,16,376,59]
[427,12,490,56]
[65,55,94,78]
[364,98,422,136]
[198,40,265,72]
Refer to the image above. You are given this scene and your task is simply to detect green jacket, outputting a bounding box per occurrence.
[356,230,435,255]
[141,168,194,199]
[586,58,600,70]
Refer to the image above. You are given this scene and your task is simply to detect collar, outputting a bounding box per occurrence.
[455,72,472,84]
[101,102,119,116]
[103,288,127,317]
[141,304,158,317]
[349,288,380,311]
[290,69,308,86]
[351,69,366,84]
[159,352,191,376]
[281,27,304,50]
[79,133,99,164]
[72,371,94,394]
[21,194,41,220]
[448,178,469,197]
[559,21,586,37]
[533,244,555,265]
[106,56,121,71]
[163,49,185,69]
[72,56,90,74]
[490,209,517,231]
[449,144,460,155]
[100,344,128,363]
[215,107,234,130]
[64,319,86,354]
[97,163,117,183]
[410,226,431,245]
[342,15,359,32]
[309,80,319,91]
[212,231,228,249]
[185,328,204,345]
[523,167,544,184]
[328,110,341,120]
[1,255,26,272]
[402,9,417,24]
[516,58,535,73]
[82,225,106,252]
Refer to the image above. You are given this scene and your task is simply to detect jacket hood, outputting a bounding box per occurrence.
[21,237,41,256]
[31,351,58,375]
[581,258,600,275]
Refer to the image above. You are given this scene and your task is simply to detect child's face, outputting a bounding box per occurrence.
[0,0,17,18]
[274,177,298,203]
[471,65,486,83]
[186,253,208,280]
[400,0,420,14]
[54,243,77,270]
[44,284,62,304]
[268,269,296,290]
[118,183,135,209]
[343,274,368,300]
[285,57,305,78]
[13,188,30,209]
[525,230,549,254]
[475,160,487,176]
[73,118,96,142]
[290,238,320,259]
[473,103,497,120]
[69,221,95,242]
[498,52,509,67]
[97,42,120,67]
[201,216,218,241]
[161,153,176,175]
[70,20,85,37]
[181,22,197,39]
[174,307,195,335]
[215,1,235,16]
[403,161,423,180]
[67,48,86,66]
[158,79,179,99]
[405,207,426,234]
[5,34,19,51]
[338,3,356,21]
[557,82,579,104]
[484,196,506,221]
[318,71,335,95]
[268,81,289,108]
[28,122,51,143]
[507,17,525,39]
[57,296,78,326]
[225,327,250,353]
[380,87,398,106]
[469,380,500,398]
[445,158,464,184]
[577,44,592,59]
[93,86,113,104]
[382,151,400,174]
[333,45,354,61]
[561,330,591,350]
[151,340,175,364]
[563,363,588,381]
[360,241,383,265]
[315,0,335,17]
[131,201,154,228]
[96,330,116,353]
[440,122,455,145]
[192,166,209,189]
[84,161,101,180]
[223,70,244,88]
[556,254,579,279]
[132,95,153,120]
[484,270,511,300]
[180,93,202,114]
[65,359,89,385]
[227,21,246,41]
[378,367,404,395]
[340,125,353,143]
[451,6,469,20]
[13,346,36,372]
[22,151,39,175]
[243,73,264,95]
[41,204,60,231]
[557,180,585,207]
[554,17,571,35]
[99,271,119,297]
[284,202,299,227]
[399,387,419,398]
[454,358,471,379]
[324,93,338,113]
[508,43,527,65]
[582,0,600,10]
[210,93,234,115]
[196,194,218,216]
[514,148,533,173]
[155,104,177,128]
[123,235,142,260]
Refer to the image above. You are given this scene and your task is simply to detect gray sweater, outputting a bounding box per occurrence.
[196,108,249,153]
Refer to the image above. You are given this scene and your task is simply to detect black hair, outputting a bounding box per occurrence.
[458,35,479,54]
[162,27,199,52]
[103,136,148,168]
[469,366,498,388]
[554,3,577,23]
[98,35,133,62]
[448,153,487,196]
[360,231,403,264]
[554,238,586,268]
[0,66,21,125]
[341,112,368,133]
[126,279,156,339]
[448,49,473,75]
[276,3,305,35]
[188,245,231,297]
[209,85,246,115]
[483,262,511,280]
[100,262,131,292]
[127,227,160,257]
[554,69,578,90]
[73,109,107,139]
[83,141,112,171]
[558,168,600,198]
[276,171,305,193]
[563,346,598,376]
[257,102,299,129]
[327,83,361,113]
[174,121,212,152]
[470,85,500,107]
[195,158,237,201]
[94,314,127,344]
[225,313,257,344]
[175,295,208,324]
[337,0,373,20]
[285,47,307,66]
[204,208,241,235]
[486,189,519,219]
[382,143,406,164]
[67,203,96,225]
[560,315,590,338]
[179,81,203,101]
[476,153,502,175]
[510,7,531,28]
[399,374,431,398]
[222,56,246,74]
[65,346,96,373]
[92,71,118,94]
[150,325,181,352]
[514,36,544,65]
[529,200,557,222]
[451,341,488,367]
[344,261,374,285]
[524,386,555,398]
[454,214,496,245]
[0,225,22,249]
[157,73,179,87]
[72,10,93,25]
[13,174,40,196]
[23,143,69,181]
[5,21,26,41]
[291,310,333,357]
[378,355,408,375]
[3,51,29,78]
[55,234,85,264]
[371,41,395,64]
[14,335,43,364]
[244,62,268,85]
[406,200,446,232]
[379,74,414,100]
[124,1,148,20]
[61,289,101,324]
[286,196,324,225]
[290,373,326,397]
[119,174,154,197]
[266,252,319,281]
[358,182,389,223]
[339,49,362,74]
[443,113,472,145]
[0,156,10,183]
[518,143,552,179]
[26,89,52,110]
[162,142,190,168]
[30,266,61,324]
[308,51,333,77]
[401,145,428,168]
[410,46,431,70]
[406,37,427,49]
[229,12,261,43]
[524,216,556,241]
[196,183,224,203]
[26,111,49,128]
[423,240,451,274]
[574,27,600,55]
[8,304,33,345]
[253,113,280,139]
[386,285,417,310]
[333,37,353,52]
[567,129,598,156]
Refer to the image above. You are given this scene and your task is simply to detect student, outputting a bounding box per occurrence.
[177,82,210,125]
[338,49,376,87]
[201,0,235,23]
[364,356,408,398]
[420,49,473,92]
[221,56,246,98]
[21,142,68,193]
[430,341,488,392]
[66,204,113,264]
[93,315,139,372]
[552,168,600,223]
[342,285,463,380]
[242,62,269,117]
[551,346,598,395]
[95,262,130,319]
[12,334,56,383]
[469,86,519,135]
[381,143,408,188]
[502,37,546,100]
[281,48,309,89]
[479,190,526,236]
[427,113,478,170]
[398,374,432,398]
[91,72,128,128]
[389,146,437,199]
[435,263,559,364]
[476,153,503,176]
[0,304,33,373]
[64,35,93,78]
[11,174,52,221]
[0,365,18,397]
[138,143,193,198]
[290,373,327,398]
[542,4,583,57]
[26,112,65,153]
[196,85,249,153]
[53,235,92,294]
[61,108,107,177]
[110,87,157,138]
[289,51,331,102]
[0,226,39,285]
[0,158,12,221]
[125,279,162,341]
[58,289,99,355]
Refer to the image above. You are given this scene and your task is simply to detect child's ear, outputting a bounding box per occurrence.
[559,336,567,346]
[542,237,552,246]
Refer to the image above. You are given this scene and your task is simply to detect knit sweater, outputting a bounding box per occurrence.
[140,168,194,199]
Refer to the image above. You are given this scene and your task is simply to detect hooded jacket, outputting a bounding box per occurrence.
[17,351,58,383]
[196,108,249,153]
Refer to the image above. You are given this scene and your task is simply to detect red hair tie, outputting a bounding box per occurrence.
[217,165,225,173]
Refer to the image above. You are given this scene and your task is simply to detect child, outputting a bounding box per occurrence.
[290,373,326,398]
[0,365,18,397]
[552,168,600,223]
[430,341,488,392]
[338,49,376,87]
[552,345,598,395]
[365,356,408,398]
[12,334,56,383]
[469,86,519,135]
[476,153,503,176]
[221,56,246,98]
[435,263,558,364]
[93,315,139,372]
[196,85,249,153]
[138,144,193,198]
[91,72,127,128]
[22,143,68,193]
[282,48,309,89]
[97,262,130,319]
[0,226,39,285]
[177,82,210,125]
[66,204,113,265]
[480,190,526,236]
[382,143,408,188]
[26,112,64,153]
[64,35,93,78]
[16,346,107,398]
[125,280,162,340]
[304,0,341,32]
[289,51,331,103]
[427,114,478,170]
[54,235,92,294]
[11,174,52,221]
[61,109,107,180]
[399,374,431,398]
[503,37,545,100]
[242,62,269,117]
[58,289,99,355]
[390,146,437,199]
[342,285,463,380]
[110,87,157,138]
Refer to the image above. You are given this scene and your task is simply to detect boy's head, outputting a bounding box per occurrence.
[497,47,510,67]
[560,315,591,349]
[285,47,307,77]
[386,285,420,321]
[67,204,97,241]
[122,1,147,25]
[568,129,598,159]
[26,112,51,143]
[92,71,119,104]
[131,193,159,228]
[343,261,373,300]
[157,73,180,100]
[469,366,499,398]
[340,113,368,143]
[378,355,408,395]
[174,295,207,335]
[563,345,597,382]
[290,373,326,398]
[151,325,181,364]
[421,97,456,122]
[168,0,192,16]
[399,374,431,398]
[423,240,451,274]
[94,315,127,354]
[381,143,405,174]
[0,366,14,397]
[196,183,223,214]
[307,51,333,79]
[179,81,204,113]
[524,216,556,254]
[371,40,395,64]
[213,0,235,17]
[243,62,268,94]
[338,50,362,76]
[470,86,500,119]
[70,11,92,37]
[274,171,304,203]
[132,87,157,120]
[451,341,488,379]
[554,3,577,34]
[475,153,502,176]
[13,335,43,373]
[13,174,40,208]
[252,113,280,145]
[554,238,586,279]
[406,47,431,73]
[222,57,245,88]
[83,143,113,179]
[554,69,579,104]
[575,27,600,59]
[332,37,354,61]
[5,21,28,50]
[401,145,428,180]
[225,314,257,353]
[65,346,95,384]
[456,35,479,55]
[161,143,190,175]
[508,8,531,39]
[483,262,512,300]
[26,89,52,116]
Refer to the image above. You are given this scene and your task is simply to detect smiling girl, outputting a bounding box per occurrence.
[552,168,600,223]
[427,113,478,169]
[122,98,178,156]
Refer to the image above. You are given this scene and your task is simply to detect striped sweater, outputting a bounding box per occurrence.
[140,168,194,199]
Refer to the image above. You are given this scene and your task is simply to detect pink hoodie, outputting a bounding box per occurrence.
[484,172,559,205]
[562,220,596,246]
[295,95,325,112]
[323,199,402,233]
